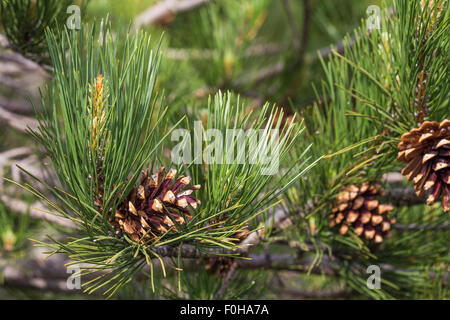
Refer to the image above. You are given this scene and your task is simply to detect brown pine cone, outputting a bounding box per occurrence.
[329,183,395,243]
[397,120,450,211]
[113,167,200,242]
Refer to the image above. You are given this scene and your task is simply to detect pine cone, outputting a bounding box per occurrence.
[398,120,450,211]
[329,184,395,243]
[113,167,200,242]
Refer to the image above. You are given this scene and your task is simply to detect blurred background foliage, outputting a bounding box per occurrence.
[0,0,448,300]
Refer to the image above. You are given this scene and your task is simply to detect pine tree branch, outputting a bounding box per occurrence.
[238,209,291,253]
[214,259,239,299]
[0,98,36,115]
[214,209,292,299]
[0,105,38,132]
[240,254,336,275]
[379,263,449,284]
[0,147,33,164]
[0,194,77,229]
[0,75,30,98]
[2,249,447,295]
[134,0,209,29]
[164,42,285,60]
[236,32,359,88]
[383,172,405,184]
[0,255,100,294]
[281,0,301,50]
[0,33,52,76]
[384,187,425,206]
[278,287,351,299]
[394,222,449,231]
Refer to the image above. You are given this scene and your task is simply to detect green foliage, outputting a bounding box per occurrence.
[280,0,449,299]
[1,0,448,300]
[120,262,268,300]
[330,0,449,155]
[9,20,170,297]
[0,0,88,63]
[5,18,315,297]
[186,92,317,233]
[0,200,30,254]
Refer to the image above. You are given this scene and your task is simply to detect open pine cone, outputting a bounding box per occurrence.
[112,167,200,242]
[329,184,396,243]
[397,120,450,211]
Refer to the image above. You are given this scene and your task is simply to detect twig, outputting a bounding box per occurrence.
[236,31,358,88]
[241,254,337,276]
[0,194,77,229]
[279,287,351,299]
[0,255,101,293]
[134,0,209,29]
[214,259,239,299]
[0,34,51,77]
[282,0,301,50]
[394,222,449,231]
[213,209,292,298]
[0,98,35,115]
[0,105,38,132]
[298,0,311,63]
[384,187,425,206]
[164,42,285,60]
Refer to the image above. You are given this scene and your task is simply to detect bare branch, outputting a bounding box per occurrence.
[394,222,449,231]
[0,194,77,229]
[0,98,36,115]
[164,42,285,60]
[238,209,292,253]
[236,32,359,88]
[0,255,100,293]
[384,187,425,206]
[0,105,38,132]
[134,0,209,29]
[279,287,351,299]
[382,172,405,184]
[0,39,51,78]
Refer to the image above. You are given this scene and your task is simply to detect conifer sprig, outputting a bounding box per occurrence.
[8,19,316,296]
